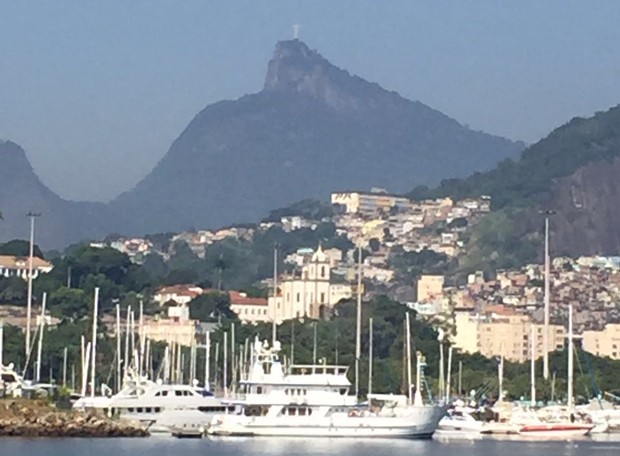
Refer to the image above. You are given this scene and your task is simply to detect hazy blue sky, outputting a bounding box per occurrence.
[1,1,619,202]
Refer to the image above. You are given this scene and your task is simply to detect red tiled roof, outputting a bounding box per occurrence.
[155,285,202,297]
[229,291,268,307]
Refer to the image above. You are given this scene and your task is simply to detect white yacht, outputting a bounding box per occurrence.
[207,339,445,438]
[73,369,232,435]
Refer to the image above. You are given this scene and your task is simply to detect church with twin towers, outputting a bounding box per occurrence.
[268,245,353,323]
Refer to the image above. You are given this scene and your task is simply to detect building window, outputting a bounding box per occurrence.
[321,266,326,278]
[296,293,300,303]
[320,292,325,303]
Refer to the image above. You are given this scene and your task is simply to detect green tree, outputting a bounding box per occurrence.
[49,287,91,321]
[189,292,236,322]
[0,276,27,305]
[0,240,44,258]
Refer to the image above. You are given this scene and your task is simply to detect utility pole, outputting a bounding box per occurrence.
[25,212,41,359]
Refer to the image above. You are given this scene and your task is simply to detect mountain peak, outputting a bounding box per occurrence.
[0,140,35,179]
[264,40,325,91]
[263,39,387,111]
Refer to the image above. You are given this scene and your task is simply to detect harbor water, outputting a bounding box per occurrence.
[2,436,620,456]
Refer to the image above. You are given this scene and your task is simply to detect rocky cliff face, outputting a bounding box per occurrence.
[547,156,620,256]
[109,39,524,235]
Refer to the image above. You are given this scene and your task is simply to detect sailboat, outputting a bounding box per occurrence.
[518,303,594,438]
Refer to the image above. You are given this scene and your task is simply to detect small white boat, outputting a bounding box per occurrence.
[436,408,483,437]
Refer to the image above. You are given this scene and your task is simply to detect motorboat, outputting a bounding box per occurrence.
[518,422,593,438]
[208,339,445,438]
[73,368,232,435]
[436,407,483,437]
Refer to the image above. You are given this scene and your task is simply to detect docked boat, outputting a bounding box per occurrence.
[518,303,594,438]
[208,339,445,438]
[436,407,483,436]
[0,363,25,398]
[518,422,593,438]
[73,369,232,435]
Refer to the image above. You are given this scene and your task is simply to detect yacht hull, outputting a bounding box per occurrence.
[209,407,444,439]
[518,423,593,438]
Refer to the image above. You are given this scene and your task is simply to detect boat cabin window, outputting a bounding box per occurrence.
[175,390,183,396]
[256,386,263,394]
[137,407,143,413]
[340,388,348,395]
[283,406,311,416]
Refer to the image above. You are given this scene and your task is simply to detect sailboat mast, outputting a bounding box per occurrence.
[80,335,86,395]
[0,319,3,367]
[35,292,47,382]
[368,317,373,396]
[567,302,574,411]
[138,300,144,378]
[530,323,536,407]
[205,331,211,390]
[116,304,121,392]
[355,245,362,399]
[224,331,228,397]
[90,287,99,397]
[231,323,236,386]
[405,312,412,403]
[124,305,131,377]
[272,246,278,346]
[62,347,67,388]
[498,353,504,402]
[291,320,295,365]
[312,322,317,365]
[446,345,453,403]
[543,216,551,380]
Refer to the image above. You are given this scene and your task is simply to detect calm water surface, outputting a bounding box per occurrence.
[1,436,620,456]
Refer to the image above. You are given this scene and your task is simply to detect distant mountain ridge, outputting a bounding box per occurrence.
[0,140,107,248]
[108,39,524,235]
[1,39,526,248]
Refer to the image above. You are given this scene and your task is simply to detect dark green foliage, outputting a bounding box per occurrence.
[48,287,91,320]
[0,239,44,258]
[263,199,334,223]
[389,248,452,283]
[0,276,27,305]
[447,217,468,229]
[409,105,620,269]
[410,106,620,209]
[189,292,236,322]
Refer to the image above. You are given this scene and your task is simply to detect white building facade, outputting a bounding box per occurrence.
[269,246,352,323]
